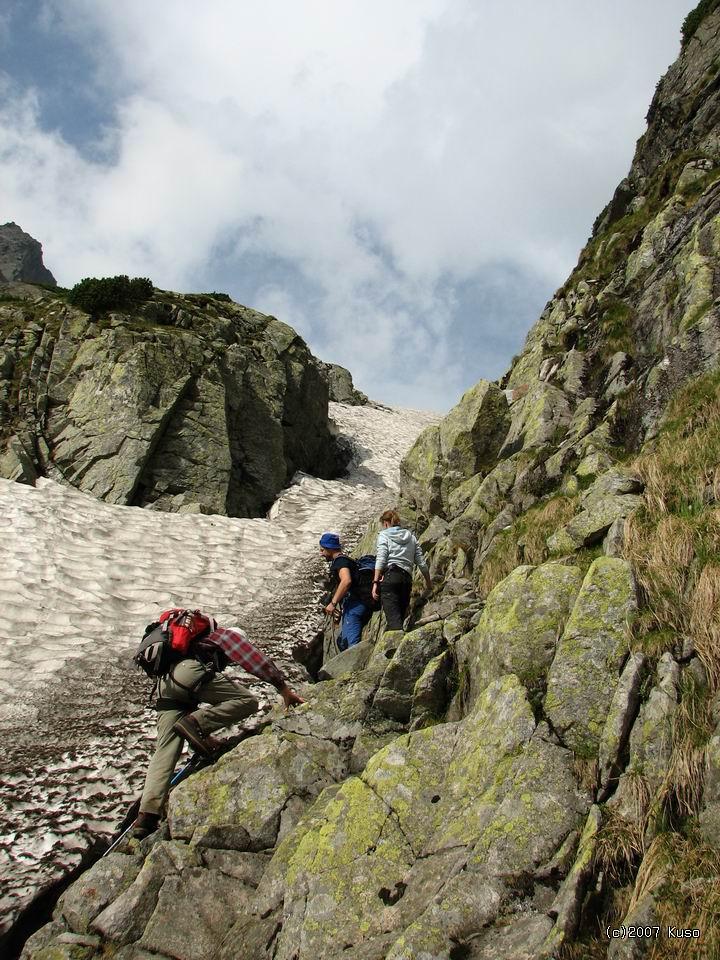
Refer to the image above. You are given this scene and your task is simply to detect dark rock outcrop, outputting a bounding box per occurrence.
[0,223,56,286]
[0,287,348,516]
[319,361,368,405]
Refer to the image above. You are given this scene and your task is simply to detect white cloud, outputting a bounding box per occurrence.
[0,0,697,409]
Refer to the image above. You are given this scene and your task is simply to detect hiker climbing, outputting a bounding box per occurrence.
[372,509,432,630]
[319,532,376,650]
[131,607,304,839]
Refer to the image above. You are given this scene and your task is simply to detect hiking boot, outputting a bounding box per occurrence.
[173,715,221,756]
[131,812,160,839]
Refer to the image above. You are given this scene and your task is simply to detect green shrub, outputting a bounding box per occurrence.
[681,0,720,47]
[68,275,154,316]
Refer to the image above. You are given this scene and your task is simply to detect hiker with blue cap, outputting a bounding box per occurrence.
[319,531,371,650]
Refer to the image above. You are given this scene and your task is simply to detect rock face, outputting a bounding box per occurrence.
[0,287,347,515]
[0,223,56,286]
[401,379,509,516]
[20,6,720,959]
[319,361,368,405]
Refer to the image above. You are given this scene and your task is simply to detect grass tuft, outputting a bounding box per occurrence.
[476,494,578,597]
[595,809,645,886]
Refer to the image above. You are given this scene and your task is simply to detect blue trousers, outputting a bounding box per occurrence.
[339,595,371,650]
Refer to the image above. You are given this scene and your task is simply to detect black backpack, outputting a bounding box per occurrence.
[133,620,178,678]
[352,555,381,611]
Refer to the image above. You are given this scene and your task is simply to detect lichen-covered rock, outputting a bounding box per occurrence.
[500,382,572,457]
[454,562,583,711]
[575,449,615,479]
[464,730,588,876]
[270,775,416,959]
[401,380,509,516]
[547,493,643,554]
[545,558,637,756]
[543,805,602,954]
[409,650,453,730]
[254,678,540,959]
[168,730,347,848]
[437,380,510,481]
[581,468,644,503]
[0,290,345,516]
[447,457,522,550]
[446,473,484,519]
[372,621,446,722]
[317,639,373,680]
[399,422,443,516]
[56,853,141,934]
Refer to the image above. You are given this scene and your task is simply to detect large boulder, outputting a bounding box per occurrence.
[438,380,510,480]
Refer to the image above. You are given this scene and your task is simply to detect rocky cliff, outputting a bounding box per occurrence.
[0,285,350,517]
[19,6,720,960]
[0,223,56,286]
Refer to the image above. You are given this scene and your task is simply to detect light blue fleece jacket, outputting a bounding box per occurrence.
[375,526,428,575]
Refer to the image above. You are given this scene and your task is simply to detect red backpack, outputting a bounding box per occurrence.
[159,608,216,654]
[134,609,218,679]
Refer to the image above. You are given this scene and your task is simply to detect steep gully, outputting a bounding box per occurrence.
[0,400,438,949]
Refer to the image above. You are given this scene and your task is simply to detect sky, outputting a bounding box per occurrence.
[0,0,698,411]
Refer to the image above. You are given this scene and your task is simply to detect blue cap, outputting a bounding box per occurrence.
[319,532,341,550]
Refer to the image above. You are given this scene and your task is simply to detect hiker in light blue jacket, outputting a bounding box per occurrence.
[372,509,432,630]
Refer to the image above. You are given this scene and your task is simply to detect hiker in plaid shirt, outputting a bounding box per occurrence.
[132,608,304,839]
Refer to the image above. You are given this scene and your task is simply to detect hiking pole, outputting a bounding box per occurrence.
[104,751,210,857]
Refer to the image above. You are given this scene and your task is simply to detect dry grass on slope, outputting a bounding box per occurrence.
[612,371,720,956]
[633,831,720,960]
[624,370,720,686]
[476,494,578,598]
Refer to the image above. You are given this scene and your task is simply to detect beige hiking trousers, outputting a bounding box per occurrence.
[139,658,259,815]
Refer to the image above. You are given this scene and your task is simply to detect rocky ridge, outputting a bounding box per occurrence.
[20,6,720,960]
[0,285,355,517]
